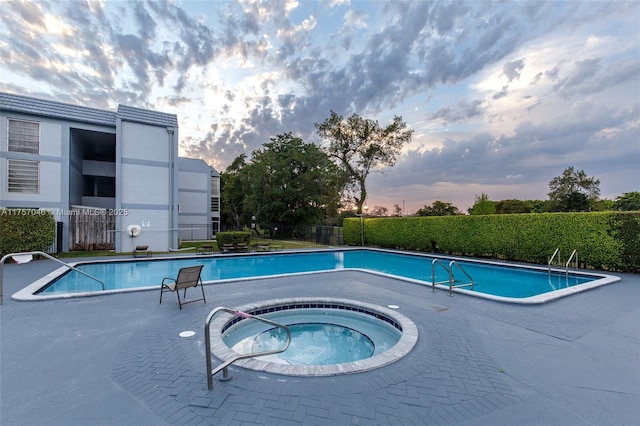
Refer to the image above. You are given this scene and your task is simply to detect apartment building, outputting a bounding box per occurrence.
[0,92,220,252]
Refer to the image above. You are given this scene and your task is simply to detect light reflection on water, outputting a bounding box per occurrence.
[232,322,375,366]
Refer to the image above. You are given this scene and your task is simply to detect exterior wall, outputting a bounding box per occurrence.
[1,108,115,252]
[0,112,65,206]
[178,157,211,240]
[117,121,175,252]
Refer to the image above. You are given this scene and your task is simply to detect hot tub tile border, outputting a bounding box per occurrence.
[210,297,419,377]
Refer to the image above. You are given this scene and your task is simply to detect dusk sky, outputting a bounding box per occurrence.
[1,0,638,213]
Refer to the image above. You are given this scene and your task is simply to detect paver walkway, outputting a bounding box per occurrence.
[1,255,638,425]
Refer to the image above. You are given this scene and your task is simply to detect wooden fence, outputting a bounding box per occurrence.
[69,208,115,250]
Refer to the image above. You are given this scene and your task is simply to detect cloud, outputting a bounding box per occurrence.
[373,100,639,204]
[343,9,367,29]
[553,57,640,99]
[503,58,526,82]
[339,9,368,50]
[431,100,484,123]
[1,0,638,211]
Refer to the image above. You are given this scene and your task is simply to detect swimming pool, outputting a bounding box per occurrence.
[14,248,619,303]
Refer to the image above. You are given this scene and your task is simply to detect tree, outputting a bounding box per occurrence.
[246,133,344,236]
[591,199,616,211]
[495,199,532,214]
[526,200,550,213]
[220,154,252,230]
[315,111,413,215]
[548,166,600,212]
[393,204,403,216]
[615,191,640,211]
[468,193,496,215]
[371,205,388,216]
[415,201,460,216]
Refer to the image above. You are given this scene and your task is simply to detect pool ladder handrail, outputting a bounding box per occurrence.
[0,251,104,305]
[565,249,578,277]
[548,248,578,277]
[448,260,474,296]
[548,247,561,275]
[205,306,291,390]
[431,258,474,296]
[431,258,450,291]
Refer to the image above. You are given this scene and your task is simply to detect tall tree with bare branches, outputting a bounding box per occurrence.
[315,111,413,214]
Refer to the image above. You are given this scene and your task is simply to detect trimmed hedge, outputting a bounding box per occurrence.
[344,212,639,272]
[215,231,251,249]
[1,209,56,257]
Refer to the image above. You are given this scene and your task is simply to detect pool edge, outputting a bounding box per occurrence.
[11,247,622,304]
[209,297,419,377]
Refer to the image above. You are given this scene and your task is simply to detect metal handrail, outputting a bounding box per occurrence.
[448,261,474,296]
[0,251,104,303]
[565,249,578,277]
[205,306,291,390]
[548,247,560,275]
[431,258,450,292]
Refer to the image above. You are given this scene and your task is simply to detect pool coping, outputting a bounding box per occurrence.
[11,247,621,304]
[208,297,419,377]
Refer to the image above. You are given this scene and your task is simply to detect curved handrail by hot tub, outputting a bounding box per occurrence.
[204,306,291,390]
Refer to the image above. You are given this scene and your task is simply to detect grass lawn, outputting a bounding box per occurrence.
[183,238,329,251]
[54,238,330,258]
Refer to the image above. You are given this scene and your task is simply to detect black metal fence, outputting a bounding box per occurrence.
[314,226,344,246]
[216,224,344,246]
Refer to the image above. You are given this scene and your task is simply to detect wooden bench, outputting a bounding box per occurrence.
[220,243,250,253]
[220,244,235,253]
[235,243,249,252]
[197,244,214,255]
[133,245,152,258]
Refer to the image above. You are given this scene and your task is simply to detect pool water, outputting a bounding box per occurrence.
[37,248,606,300]
[222,308,400,366]
[253,324,374,365]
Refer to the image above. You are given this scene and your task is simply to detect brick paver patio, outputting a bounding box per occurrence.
[1,255,638,425]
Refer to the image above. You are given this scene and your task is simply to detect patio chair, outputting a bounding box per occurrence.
[159,265,206,309]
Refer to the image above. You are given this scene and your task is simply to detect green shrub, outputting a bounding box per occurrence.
[344,211,639,272]
[608,212,640,273]
[215,231,251,249]
[0,209,56,257]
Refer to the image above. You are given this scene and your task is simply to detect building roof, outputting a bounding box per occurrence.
[178,157,219,176]
[0,92,178,128]
[117,104,178,128]
[0,92,116,126]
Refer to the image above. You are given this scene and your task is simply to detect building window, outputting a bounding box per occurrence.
[211,217,220,235]
[7,159,39,193]
[211,175,219,195]
[8,119,40,154]
[211,197,220,212]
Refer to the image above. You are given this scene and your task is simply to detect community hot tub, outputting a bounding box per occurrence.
[208,298,419,376]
